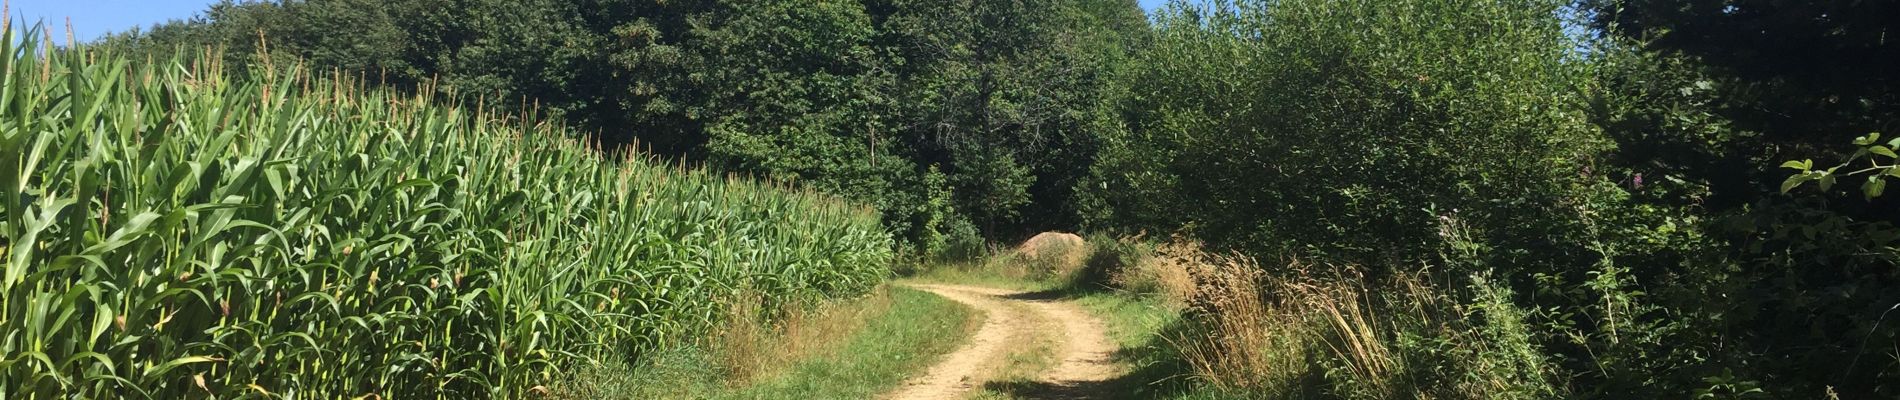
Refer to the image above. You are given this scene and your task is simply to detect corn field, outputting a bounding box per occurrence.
[0,26,894,398]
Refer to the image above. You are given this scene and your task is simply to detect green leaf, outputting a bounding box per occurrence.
[1866,176,1888,199]
[143,356,221,379]
[90,304,115,345]
[1855,132,1881,146]
[1781,174,1812,194]
[1872,146,1898,159]
[1779,160,1811,170]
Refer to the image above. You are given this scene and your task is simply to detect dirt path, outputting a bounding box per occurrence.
[886,284,1120,400]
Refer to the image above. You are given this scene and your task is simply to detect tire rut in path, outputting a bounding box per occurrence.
[887,284,1120,400]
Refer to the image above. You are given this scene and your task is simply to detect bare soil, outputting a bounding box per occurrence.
[886,284,1120,400]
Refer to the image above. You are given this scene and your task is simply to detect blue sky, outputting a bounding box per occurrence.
[8,0,218,44]
[10,0,1175,45]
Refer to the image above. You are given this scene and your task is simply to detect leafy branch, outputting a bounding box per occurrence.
[1781,132,1900,199]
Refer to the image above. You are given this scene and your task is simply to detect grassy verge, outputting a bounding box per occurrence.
[906,261,1053,291]
[1065,291,1201,398]
[968,235,1557,400]
[555,285,976,399]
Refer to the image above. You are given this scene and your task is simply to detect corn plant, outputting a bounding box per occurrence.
[0,25,893,399]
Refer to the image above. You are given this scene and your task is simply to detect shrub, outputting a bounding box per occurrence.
[1167,245,1563,399]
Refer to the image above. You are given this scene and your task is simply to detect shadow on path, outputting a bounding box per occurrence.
[1000,289,1069,301]
[979,355,1196,400]
[982,379,1115,399]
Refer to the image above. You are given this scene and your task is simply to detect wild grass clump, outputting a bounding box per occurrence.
[708,286,899,384]
[1155,241,1561,399]
[553,286,975,399]
[1102,236,1197,302]
[0,27,892,398]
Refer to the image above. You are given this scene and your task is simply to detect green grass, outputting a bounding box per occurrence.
[1067,291,1240,400]
[731,286,974,399]
[905,260,1059,291]
[560,285,977,399]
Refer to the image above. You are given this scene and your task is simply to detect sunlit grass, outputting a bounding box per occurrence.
[556,285,976,399]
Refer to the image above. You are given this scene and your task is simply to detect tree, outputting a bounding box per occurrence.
[1591,0,1900,142]
[88,0,1149,250]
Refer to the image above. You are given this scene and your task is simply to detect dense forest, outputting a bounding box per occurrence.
[6,0,1897,397]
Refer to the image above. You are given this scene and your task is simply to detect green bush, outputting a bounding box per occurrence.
[1114,0,1607,274]
[1096,0,1900,397]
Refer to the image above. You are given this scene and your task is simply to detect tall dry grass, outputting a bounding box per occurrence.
[710,286,897,384]
[1130,238,1214,305]
[1151,240,1561,399]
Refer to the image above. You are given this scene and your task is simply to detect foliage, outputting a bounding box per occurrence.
[1106,0,1609,273]
[0,28,892,398]
[93,0,1148,250]
[1145,240,1562,399]
[1583,1,1900,396]
[1587,0,1900,146]
[1092,0,1898,397]
[1782,132,1900,199]
[56,0,1900,396]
